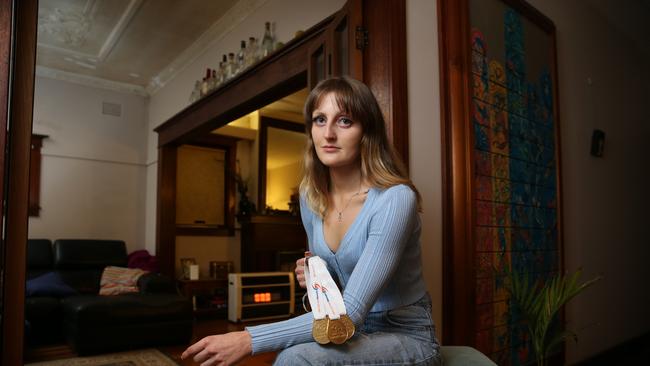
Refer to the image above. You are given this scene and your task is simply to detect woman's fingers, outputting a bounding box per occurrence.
[295,258,306,288]
[181,337,206,359]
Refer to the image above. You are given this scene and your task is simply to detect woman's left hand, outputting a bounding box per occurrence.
[181,330,252,365]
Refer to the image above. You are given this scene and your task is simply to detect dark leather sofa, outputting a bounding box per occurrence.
[25,239,193,355]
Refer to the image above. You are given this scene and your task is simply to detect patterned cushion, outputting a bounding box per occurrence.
[99,266,148,296]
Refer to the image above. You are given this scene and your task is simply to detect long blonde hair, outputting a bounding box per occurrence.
[300,76,421,217]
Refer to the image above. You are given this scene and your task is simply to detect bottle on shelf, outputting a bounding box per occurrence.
[237,40,246,74]
[220,55,228,83]
[200,68,211,96]
[208,70,217,92]
[189,80,200,103]
[247,37,259,66]
[261,21,274,58]
[226,53,236,79]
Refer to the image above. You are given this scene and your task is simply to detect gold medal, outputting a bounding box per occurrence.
[327,317,348,345]
[312,318,330,344]
[340,314,355,340]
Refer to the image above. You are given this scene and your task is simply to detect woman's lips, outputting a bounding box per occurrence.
[321,146,340,153]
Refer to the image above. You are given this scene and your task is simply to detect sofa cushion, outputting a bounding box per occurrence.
[54,239,128,270]
[99,266,147,295]
[62,293,192,325]
[26,271,78,298]
[27,239,53,279]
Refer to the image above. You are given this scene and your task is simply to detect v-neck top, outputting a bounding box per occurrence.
[246,184,428,354]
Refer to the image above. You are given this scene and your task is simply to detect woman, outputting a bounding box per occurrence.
[182,77,441,366]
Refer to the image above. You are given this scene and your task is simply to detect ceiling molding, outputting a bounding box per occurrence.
[96,0,144,62]
[37,0,144,66]
[36,65,148,97]
[146,0,269,95]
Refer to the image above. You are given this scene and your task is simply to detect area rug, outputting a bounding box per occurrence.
[25,348,178,366]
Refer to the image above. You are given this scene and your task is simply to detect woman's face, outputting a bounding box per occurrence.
[310,92,363,169]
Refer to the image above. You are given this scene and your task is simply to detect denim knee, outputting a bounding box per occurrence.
[274,344,314,366]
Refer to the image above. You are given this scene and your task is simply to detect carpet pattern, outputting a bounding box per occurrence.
[25,348,178,366]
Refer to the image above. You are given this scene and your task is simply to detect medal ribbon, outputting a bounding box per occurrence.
[305,256,347,320]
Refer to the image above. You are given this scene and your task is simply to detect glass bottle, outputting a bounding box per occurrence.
[200,68,210,96]
[189,80,200,102]
[261,21,274,58]
[247,37,258,66]
[237,40,246,73]
[220,55,228,82]
[210,69,217,90]
[226,53,236,79]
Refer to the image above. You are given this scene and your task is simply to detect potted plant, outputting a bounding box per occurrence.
[503,267,602,366]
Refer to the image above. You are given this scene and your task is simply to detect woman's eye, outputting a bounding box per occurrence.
[337,117,353,127]
[312,116,326,125]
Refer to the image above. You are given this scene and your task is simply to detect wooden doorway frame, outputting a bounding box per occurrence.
[1,0,38,365]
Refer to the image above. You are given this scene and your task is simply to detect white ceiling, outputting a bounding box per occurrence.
[36,0,246,96]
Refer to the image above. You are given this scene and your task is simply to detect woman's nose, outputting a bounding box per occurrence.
[324,123,336,139]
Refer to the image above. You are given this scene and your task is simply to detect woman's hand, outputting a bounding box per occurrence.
[181,330,252,366]
[295,257,307,289]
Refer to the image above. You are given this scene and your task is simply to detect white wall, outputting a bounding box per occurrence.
[524,0,650,362]
[144,0,345,270]
[30,76,148,254]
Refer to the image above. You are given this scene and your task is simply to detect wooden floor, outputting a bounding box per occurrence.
[25,318,278,365]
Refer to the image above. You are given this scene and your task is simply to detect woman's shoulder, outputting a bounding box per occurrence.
[373,184,416,202]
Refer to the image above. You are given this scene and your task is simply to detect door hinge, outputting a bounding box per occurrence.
[355,26,368,50]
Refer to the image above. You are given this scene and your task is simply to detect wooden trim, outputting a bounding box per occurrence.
[2,0,38,364]
[363,0,409,170]
[155,23,331,147]
[175,226,233,236]
[29,134,47,216]
[156,145,177,277]
[184,133,238,236]
[258,117,305,210]
[438,0,475,345]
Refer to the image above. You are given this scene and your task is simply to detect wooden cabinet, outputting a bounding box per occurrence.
[178,278,228,317]
[239,214,307,273]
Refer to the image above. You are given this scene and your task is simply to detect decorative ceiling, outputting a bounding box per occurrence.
[36,0,252,96]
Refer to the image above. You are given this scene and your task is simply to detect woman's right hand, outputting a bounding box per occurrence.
[295,257,307,289]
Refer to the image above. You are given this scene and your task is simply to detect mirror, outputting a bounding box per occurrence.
[259,117,306,213]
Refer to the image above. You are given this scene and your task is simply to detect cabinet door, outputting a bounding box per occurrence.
[329,0,363,79]
[308,0,363,89]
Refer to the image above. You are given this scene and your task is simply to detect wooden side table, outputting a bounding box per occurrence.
[178,278,228,317]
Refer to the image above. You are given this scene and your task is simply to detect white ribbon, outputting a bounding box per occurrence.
[305,256,347,320]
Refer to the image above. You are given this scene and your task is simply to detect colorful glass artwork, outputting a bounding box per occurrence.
[470,4,559,365]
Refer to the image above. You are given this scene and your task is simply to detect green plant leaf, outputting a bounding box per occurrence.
[502,267,602,365]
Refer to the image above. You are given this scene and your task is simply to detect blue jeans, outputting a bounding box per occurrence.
[274,294,441,366]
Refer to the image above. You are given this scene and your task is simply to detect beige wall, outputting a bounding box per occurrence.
[406,0,444,343]
[30,76,148,253]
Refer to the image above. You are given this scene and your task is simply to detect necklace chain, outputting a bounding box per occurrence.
[335,185,367,223]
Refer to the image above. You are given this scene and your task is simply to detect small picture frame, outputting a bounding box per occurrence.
[180,257,197,280]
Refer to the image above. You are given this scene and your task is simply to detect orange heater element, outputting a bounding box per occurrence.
[254,292,272,303]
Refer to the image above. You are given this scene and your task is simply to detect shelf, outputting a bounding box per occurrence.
[239,283,291,288]
[242,300,291,308]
